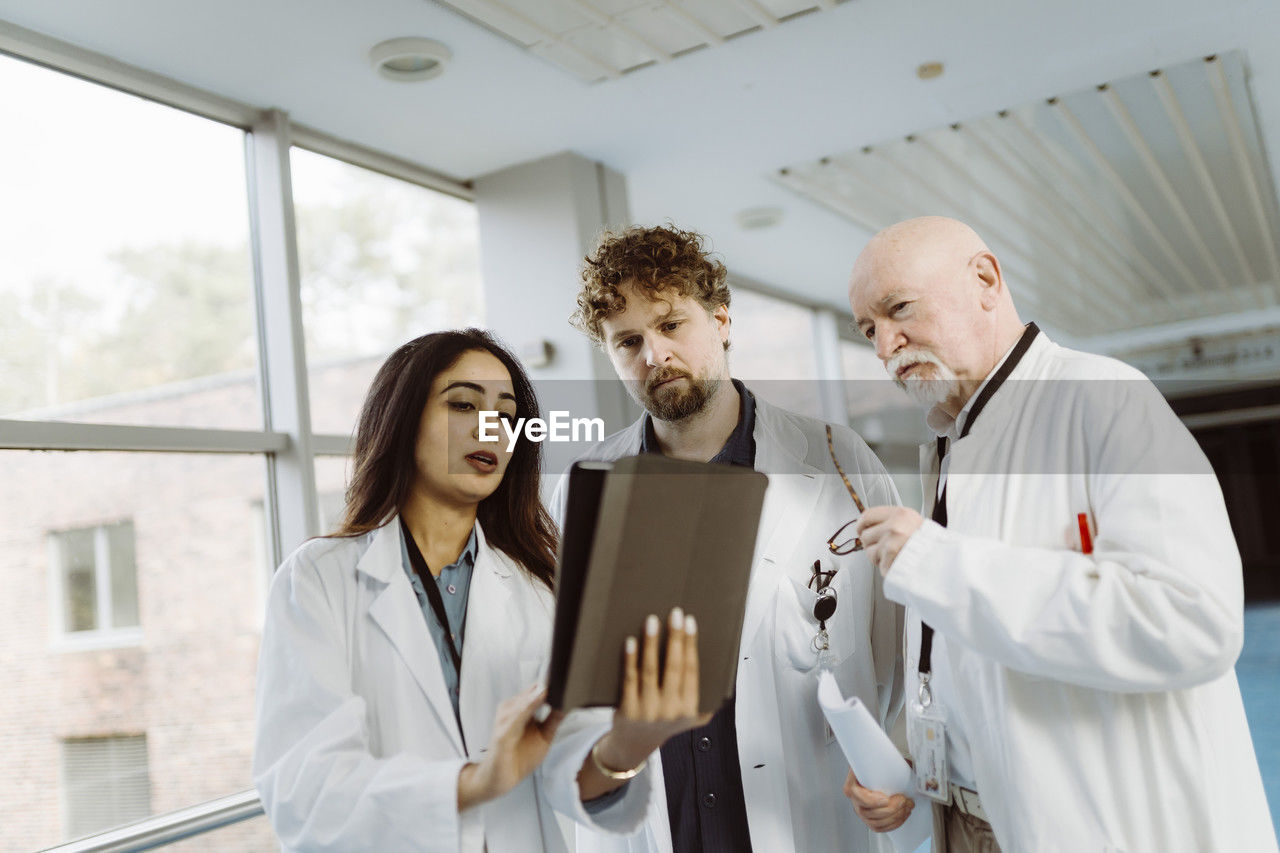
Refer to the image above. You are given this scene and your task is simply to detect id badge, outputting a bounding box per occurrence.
[908,702,950,803]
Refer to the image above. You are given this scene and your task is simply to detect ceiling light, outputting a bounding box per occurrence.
[736,206,784,230]
[369,38,452,82]
[917,62,944,80]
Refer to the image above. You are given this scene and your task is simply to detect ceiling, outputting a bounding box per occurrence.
[779,51,1280,338]
[2,0,1279,351]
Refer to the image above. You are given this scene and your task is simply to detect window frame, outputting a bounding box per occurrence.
[0,24,471,570]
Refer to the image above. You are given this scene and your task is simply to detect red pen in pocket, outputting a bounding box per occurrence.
[1077,512,1094,555]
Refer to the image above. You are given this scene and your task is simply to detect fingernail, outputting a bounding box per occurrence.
[625,636,637,654]
[670,607,684,630]
[685,614,697,635]
[646,614,659,635]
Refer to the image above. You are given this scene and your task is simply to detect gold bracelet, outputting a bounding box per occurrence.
[590,740,647,781]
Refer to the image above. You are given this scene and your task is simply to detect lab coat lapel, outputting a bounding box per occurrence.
[458,523,516,752]
[738,398,822,654]
[362,517,466,755]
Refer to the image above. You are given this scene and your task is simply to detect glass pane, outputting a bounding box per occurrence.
[56,528,98,633]
[107,521,140,628]
[292,147,484,436]
[840,339,905,418]
[0,53,260,429]
[314,455,353,536]
[0,450,276,849]
[729,288,822,417]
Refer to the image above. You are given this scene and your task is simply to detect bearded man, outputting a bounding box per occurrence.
[548,224,905,853]
[843,216,1276,853]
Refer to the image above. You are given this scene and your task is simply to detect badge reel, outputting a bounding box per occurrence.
[809,560,838,671]
[909,671,950,803]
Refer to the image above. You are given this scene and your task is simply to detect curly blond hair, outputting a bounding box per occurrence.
[571,224,730,344]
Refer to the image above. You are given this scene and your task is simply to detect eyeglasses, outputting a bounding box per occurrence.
[825,425,867,555]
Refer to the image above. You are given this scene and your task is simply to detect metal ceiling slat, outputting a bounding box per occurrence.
[1205,55,1280,290]
[965,118,1149,290]
[810,153,1061,322]
[959,118,1157,319]
[464,0,624,78]
[998,111,1176,306]
[1149,69,1260,296]
[1097,84,1241,304]
[869,145,1107,329]
[776,52,1279,336]
[777,169,884,235]
[562,0,674,65]
[655,1,725,46]
[726,0,780,28]
[913,129,1144,320]
[1050,98,1205,298]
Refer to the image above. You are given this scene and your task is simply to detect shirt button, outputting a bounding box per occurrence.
[697,737,712,752]
[702,793,717,808]
[447,584,457,595]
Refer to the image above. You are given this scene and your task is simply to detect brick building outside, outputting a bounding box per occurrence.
[0,358,374,851]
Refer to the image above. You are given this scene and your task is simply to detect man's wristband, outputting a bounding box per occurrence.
[590,740,647,781]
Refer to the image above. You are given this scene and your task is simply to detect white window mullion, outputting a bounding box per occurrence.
[246,109,319,567]
[811,308,848,425]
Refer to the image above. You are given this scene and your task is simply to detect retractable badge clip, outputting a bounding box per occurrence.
[809,560,838,664]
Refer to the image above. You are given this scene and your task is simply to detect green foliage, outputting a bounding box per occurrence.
[0,174,480,415]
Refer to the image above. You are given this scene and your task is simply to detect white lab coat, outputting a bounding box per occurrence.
[548,392,906,853]
[253,516,650,852]
[888,332,1278,852]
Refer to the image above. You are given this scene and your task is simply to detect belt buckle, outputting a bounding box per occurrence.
[952,785,987,822]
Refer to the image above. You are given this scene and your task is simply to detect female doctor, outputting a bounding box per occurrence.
[253,329,705,852]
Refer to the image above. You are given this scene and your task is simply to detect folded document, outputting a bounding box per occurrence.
[818,671,932,853]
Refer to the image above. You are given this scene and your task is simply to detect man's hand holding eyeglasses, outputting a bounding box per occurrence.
[855,507,924,576]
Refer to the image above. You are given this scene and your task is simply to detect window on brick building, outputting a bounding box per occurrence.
[50,521,140,635]
[61,735,151,838]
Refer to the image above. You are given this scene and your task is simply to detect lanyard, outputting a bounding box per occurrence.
[917,323,1040,698]
[402,527,463,674]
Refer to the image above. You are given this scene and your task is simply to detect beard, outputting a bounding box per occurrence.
[886,348,961,409]
[633,367,722,422]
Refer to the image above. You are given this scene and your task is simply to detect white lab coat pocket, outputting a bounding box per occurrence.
[773,573,854,673]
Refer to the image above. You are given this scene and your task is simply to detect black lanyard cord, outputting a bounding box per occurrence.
[402,527,463,673]
[918,323,1040,679]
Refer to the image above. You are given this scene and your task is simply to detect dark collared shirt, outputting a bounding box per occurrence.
[401,526,478,727]
[641,378,755,853]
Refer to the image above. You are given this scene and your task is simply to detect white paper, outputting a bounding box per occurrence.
[818,671,932,853]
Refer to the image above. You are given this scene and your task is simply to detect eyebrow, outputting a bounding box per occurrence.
[441,381,516,402]
[875,291,908,311]
[855,292,909,322]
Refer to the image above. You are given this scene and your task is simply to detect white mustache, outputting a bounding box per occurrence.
[885,349,947,379]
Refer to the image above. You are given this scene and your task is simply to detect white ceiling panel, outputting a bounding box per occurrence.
[777,51,1280,337]
[435,0,845,81]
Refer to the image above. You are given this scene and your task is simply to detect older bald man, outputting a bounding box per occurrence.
[841,217,1276,853]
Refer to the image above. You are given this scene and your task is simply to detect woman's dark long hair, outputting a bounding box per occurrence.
[330,329,556,589]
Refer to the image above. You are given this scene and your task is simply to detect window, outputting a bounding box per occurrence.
[3,450,273,849]
[0,52,259,430]
[292,147,483,436]
[51,522,139,637]
[728,287,823,417]
[62,735,151,838]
